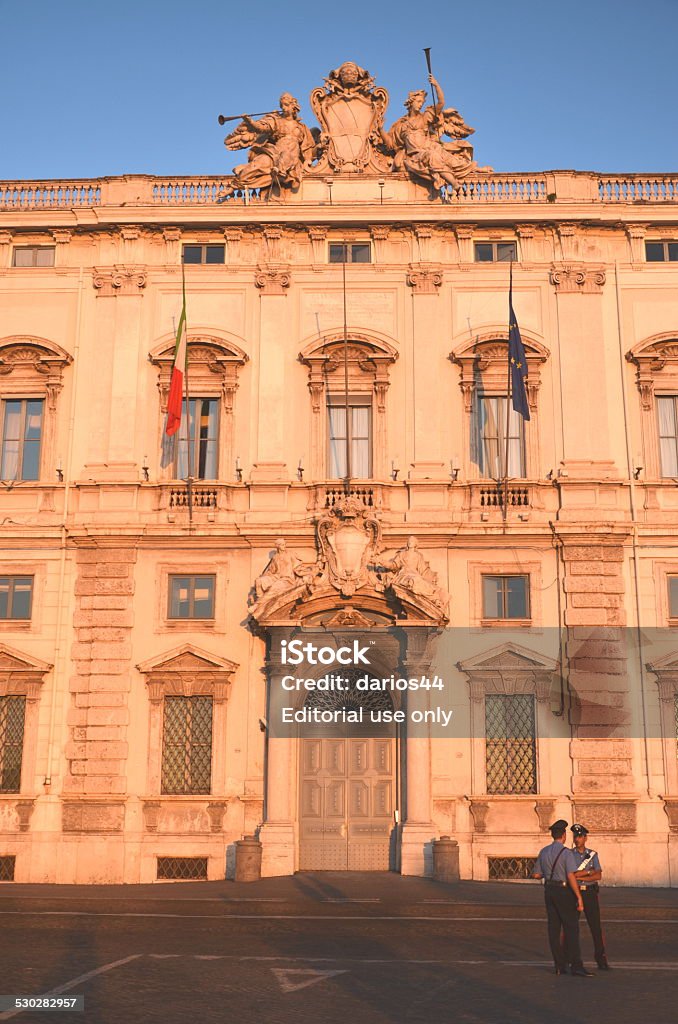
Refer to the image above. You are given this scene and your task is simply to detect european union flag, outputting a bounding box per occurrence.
[509,266,530,421]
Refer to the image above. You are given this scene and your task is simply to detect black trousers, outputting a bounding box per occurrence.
[545,885,583,970]
[582,888,606,962]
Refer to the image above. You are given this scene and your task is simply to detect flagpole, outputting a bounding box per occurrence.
[181,258,193,524]
[503,257,513,524]
[342,244,351,495]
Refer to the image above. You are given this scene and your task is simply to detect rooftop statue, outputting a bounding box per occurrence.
[380,75,489,193]
[223,93,319,197]
[310,61,390,173]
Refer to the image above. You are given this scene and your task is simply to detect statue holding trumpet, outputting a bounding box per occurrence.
[219,93,319,196]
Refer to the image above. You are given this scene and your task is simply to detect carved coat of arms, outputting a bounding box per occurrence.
[310,61,390,173]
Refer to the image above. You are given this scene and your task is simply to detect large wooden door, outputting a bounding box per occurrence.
[299,735,395,870]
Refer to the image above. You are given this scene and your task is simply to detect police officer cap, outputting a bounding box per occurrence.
[549,819,568,836]
[571,823,589,837]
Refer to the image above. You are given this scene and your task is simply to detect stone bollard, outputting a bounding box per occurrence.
[432,835,460,884]
[234,834,262,882]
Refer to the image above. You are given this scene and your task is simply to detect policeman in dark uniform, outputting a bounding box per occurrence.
[533,819,593,976]
[570,823,610,970]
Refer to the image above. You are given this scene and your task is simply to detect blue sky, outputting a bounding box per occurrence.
[1,0,676,179]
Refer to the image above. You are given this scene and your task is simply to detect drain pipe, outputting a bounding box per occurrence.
[613,260,654,800]
[44,264,84,787]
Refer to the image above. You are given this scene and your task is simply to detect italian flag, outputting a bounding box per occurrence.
[165,277,187,437]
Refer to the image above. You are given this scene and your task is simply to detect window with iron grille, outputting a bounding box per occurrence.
[473,395,526,479]
[645,241,678,263]
[12,246,55,268]
[157,856,208,881]
[482,575,529,620]
[161,696,213,794]
[474,242,517,263]
[182,244,225,265]
[488,856,535,880]
[485,694,537,794]
[0,577,34,620]
[0,855,16,881]
[168,575,215,619]
[1,399,44,481]
[168,397,219,480]
[0,696,26,793]
[328,242,371,264]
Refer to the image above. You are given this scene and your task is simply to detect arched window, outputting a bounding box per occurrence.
[300,333,398,481]
[0,337,72,483]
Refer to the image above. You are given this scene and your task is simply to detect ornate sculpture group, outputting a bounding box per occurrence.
[222,61,489,197]
[250,498,449,624]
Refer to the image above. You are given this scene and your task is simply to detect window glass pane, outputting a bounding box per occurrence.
[182,245,203,264]
[668,243,678,262]
[658,397,678,477]
[480,397,500,478]
[205,245,225,264]
[35,247,55,267]
[645,242,665,262]
[482,576,502,618]
[169,577,191,618]
[24,401,43,440]
[0,580,9,619]
[497,242,517,262]
[506,577,528,618]
[351,244,371,263]
[669,577,678,618]
[13,248,35,267]
[11,579,32,619]
[474,243,493,262]
[329,244,346,263]
[1,441,19,481]
[192,577,215,618]
[3,401,21,441]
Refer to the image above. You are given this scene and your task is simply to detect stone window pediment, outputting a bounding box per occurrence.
[137,644,238,705]
[450,332,548,412]
[0,642,51,701]
[457,642,557,704]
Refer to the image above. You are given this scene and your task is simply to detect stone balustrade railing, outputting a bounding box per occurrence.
[2,171,678,211]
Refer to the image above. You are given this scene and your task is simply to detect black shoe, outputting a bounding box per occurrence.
[571,966,594,977]
[597,959,611,971]
[555,967,568,976]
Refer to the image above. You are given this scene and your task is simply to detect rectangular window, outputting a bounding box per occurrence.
[168,575,215,619]
[0,577,34,620]
[657,396,678,477]
[1,400,44,481]
[669,577,678,620]
[173,398,219,480]
[473,395,525,479]
[182,244,225,265]
[474,242,517,263]
[161,695,213,794]
[328,242,371,264]
[645,241,678,263]
[485,694,537,794]
[0,696,26,793]
[328,396,372,478]
[12,246,55,268]
[482,575,530,620]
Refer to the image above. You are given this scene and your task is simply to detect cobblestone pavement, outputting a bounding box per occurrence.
[1,873,677,1024]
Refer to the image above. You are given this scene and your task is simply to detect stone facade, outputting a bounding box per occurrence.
[1,150,678,883]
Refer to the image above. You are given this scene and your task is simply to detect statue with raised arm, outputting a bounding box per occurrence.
[224,93,319,196]
[380,75,488,192]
